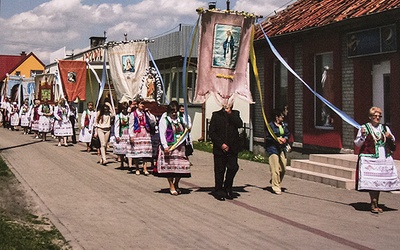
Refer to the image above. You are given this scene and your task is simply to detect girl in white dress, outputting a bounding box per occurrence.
[79,101,96,152]
[19,99,31,134]
[38,99,53,141]
[53,99,73,146]
[9,102,20,130]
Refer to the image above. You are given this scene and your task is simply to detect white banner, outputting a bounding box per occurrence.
[107,42,149,103]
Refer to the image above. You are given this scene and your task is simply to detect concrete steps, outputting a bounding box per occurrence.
[287,154,358,190]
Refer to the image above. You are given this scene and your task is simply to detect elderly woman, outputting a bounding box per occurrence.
[154,100,191,195]
[354,106,400,213]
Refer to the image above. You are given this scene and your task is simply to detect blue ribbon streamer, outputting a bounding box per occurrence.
[181,20,199,127]
[259,23,360,129]
[96,49,107,109]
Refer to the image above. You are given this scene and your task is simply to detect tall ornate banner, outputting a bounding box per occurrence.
[35,74,55,103]
[58,60,87,101]
[107,42,149,103]
[194,10,255,105]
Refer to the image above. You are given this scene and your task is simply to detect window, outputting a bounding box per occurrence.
[315,53,334,128]
[31,70,43,77]
[273,60,288,110]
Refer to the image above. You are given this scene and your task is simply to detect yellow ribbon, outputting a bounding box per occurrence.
[169,127,190,151]
[249,26,279,143]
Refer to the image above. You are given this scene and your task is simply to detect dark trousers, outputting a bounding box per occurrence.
[213,154,239,193]
[69,116,77,143]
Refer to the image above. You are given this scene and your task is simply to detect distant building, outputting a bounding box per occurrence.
[0,51,44,101]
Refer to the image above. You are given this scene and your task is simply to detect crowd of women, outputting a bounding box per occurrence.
[0,97,193,196]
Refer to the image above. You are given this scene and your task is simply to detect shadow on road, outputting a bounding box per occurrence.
[0,140,42,152]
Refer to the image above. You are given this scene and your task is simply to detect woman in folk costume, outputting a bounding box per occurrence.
[30,99,41,139]
[53,98,73,147]
[79,101,96,152]
[113,102,130,168]
[19,99,31,135]
[38,99,53,141]
[154,100,191,196]
[9,102,20,131]
[94,102,115,165]
[354,106,400,213]
[126,97,154,175]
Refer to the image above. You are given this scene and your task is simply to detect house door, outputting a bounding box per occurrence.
[372,60,391,124]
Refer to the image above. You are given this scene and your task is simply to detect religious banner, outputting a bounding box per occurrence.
[140,67,163,103]
[35,74,55,104]
[107,42,149,103]
[194,10,255,105]
[58,60,87,101]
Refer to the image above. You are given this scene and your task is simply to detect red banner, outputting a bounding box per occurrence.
[58,60,87,101]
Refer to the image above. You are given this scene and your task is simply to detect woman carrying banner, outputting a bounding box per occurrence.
[154,100,191,195]
[94,101,115,165]
[126,97,154,175]
[38,99,53,141]
[113,102,130,169]
[19,99,31,135]
[53,99,73,147]
[79,101,96,152]
[354,106,399,213]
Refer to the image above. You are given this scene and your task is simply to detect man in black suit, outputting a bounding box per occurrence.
[209,104,243,201]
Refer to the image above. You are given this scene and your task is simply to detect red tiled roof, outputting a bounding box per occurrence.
[0,55,24,81]
[0,52,44,82]
[254,0,400,39]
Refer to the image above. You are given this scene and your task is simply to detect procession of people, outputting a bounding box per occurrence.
[1,94,399,210]
[0,95,196,196]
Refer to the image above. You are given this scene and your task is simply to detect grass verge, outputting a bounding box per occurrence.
[0,155,71,249]
[193,141,269,164]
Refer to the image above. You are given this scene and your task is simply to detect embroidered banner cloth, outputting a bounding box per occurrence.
[34,74,55,103]
[107,42,149,103]
[194,11,255,106]
[58,60,87,101]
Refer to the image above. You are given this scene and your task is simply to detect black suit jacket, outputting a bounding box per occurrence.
[209,108,243,155]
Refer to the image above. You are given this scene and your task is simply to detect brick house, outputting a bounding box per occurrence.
[252,0,400,159]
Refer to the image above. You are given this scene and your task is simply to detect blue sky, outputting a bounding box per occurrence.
[0,0,286,63]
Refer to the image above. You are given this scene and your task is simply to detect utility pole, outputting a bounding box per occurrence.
[227,0,230,11]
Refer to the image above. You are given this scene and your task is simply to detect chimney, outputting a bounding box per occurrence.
[20,51,27,58]
[90,36,106,48]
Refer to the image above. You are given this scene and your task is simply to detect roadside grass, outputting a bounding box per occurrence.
[0,155,71,250]
[193,141,269,164]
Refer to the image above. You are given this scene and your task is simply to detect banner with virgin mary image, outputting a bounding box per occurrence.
[194,10,255,105]
[107,42,149,103]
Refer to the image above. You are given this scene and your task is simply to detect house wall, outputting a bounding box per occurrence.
[255,19,400,159]
[353,52,400,159]
[11,55,44,78]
